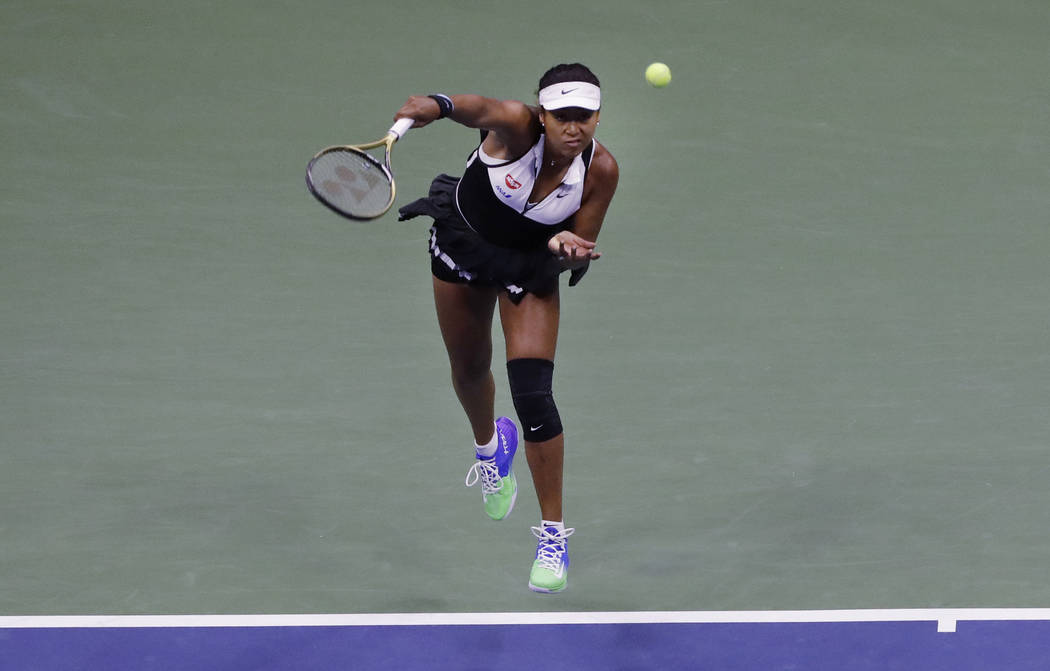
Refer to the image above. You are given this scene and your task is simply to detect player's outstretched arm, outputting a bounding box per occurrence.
[394,94,537,154]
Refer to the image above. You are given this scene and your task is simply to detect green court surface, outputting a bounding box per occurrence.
[2,0,1048,616]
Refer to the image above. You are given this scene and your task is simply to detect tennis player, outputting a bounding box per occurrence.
[395,63,619,593]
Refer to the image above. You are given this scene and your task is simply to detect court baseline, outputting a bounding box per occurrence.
[3,609,1050,670]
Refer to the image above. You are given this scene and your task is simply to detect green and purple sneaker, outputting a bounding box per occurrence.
[464,417,518,521]
[528,524,575,593]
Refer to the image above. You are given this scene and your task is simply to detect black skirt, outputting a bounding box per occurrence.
[398,174,566,303]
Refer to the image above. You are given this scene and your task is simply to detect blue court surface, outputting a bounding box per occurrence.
[4,610,1050,670]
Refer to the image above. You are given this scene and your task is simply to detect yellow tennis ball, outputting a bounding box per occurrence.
[645,62,672,88]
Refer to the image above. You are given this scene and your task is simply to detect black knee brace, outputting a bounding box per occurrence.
[506,358,563,442]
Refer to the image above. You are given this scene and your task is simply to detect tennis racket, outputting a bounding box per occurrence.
[306,117,414,220]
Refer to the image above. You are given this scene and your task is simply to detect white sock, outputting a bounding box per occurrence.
[541,519,565,534]
[474,425,498,457]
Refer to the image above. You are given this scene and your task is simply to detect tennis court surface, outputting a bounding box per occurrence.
[3,0,1048,668]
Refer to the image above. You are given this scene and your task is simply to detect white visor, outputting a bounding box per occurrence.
[538,81,601,111]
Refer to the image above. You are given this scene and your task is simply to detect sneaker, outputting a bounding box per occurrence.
[528,524,575,593]
[463,417,518,521]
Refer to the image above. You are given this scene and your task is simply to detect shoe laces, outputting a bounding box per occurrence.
[464,458,502,495]
[531,526,575,571]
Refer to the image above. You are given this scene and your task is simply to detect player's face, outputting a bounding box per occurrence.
[540,107,600,158]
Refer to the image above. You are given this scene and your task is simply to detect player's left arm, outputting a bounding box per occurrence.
[547,146,619,270]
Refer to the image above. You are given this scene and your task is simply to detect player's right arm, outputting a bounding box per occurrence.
[394,95,538,156]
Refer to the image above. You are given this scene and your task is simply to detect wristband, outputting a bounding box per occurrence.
[428,94,454,119]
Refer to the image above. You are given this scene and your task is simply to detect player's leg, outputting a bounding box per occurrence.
[499,288,562,519]
[433,276,519,520]
[432,276,498,442]
[498,288,575,592]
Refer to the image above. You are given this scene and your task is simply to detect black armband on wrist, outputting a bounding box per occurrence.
[428,94,454,119]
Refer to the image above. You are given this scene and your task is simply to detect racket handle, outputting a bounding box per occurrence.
[389,117,414,140]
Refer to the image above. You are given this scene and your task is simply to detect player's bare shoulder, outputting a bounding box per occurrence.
[588,141,619,195]
[484,99,542,158]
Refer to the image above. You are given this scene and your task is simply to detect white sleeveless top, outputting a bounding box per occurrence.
[471,135,590,226]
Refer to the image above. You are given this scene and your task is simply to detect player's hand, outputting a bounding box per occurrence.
[548,231,601,270]
[394,96,443,128]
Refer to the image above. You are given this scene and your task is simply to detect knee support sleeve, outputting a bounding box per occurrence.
[506,358,562,442]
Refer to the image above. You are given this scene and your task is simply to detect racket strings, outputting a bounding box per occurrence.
[309,150,393,219]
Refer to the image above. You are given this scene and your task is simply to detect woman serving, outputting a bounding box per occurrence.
[396,63,619,593]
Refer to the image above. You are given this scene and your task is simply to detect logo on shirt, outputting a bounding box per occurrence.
[505,174,522,190]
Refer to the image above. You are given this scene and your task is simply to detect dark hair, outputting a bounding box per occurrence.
[537,63,600,93]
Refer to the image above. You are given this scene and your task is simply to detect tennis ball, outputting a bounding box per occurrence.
[645,62,672,88]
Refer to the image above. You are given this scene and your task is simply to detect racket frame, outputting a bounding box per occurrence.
[306,118,414,221]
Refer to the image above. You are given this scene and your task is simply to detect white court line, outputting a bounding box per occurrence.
[3,609,1050,632]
